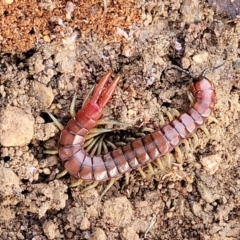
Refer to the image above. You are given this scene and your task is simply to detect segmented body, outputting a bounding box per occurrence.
[58,73,216,182]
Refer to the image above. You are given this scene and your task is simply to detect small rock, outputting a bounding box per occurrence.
[197,181,215,203]
[42,221,57,239]
[0,166,21,195]
[66,207,84,227]
[192,202,202,217]
[209,225,222,235]
[102,197,134,227]
[54,50,76,74]
[42,168,51,175]
[180,0,203,23]
[0,166,22,206]
[26,180,68,218]
[200,154,222,174]
[43,35,51,43]
[192,51,209,64]
[34,122,58,141]
[0,207,15,221]
[86,206,99,217]
[0,107,34,146]
[120,227,140,240]
[80,217,90,230]
[4,0,14,4]
[89,228,106,240]
[31,81,54,108]
[16,232,25,240]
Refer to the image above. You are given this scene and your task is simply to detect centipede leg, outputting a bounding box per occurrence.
[100,178,117,199]
[171,108,180,117]
[85,135,102,155]
[200,125,210,137]
[81,181,99,193]
[160,153,173,173]
[56,169,68,178]
[175,146,183,164]
[138,167,147,178]
[125,172,130,185]
[207,116,219,124]
[192,133,199,149]
[69,179,83,187]
[43,150,58,154]
[159,113,165,126]
[70,93,77,117]
[147,163,155,175]
[156,158,164,171]
[183,139,190,157]
[46,111,64,130]
[96,119,126,126]
[165,110,174,121]
[187,91,194,105]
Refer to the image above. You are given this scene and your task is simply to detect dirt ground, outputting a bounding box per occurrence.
[0,1,240,240]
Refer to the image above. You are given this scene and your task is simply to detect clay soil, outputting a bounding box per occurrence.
[0,1,240,240]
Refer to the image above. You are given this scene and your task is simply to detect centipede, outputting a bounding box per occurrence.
[47,68,219,196]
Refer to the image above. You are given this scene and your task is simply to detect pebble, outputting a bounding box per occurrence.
[80,217,90,230]
[200,154,222,174]
[180,0,203,23]
[31,82,54,108]
[42,221,57,239]
[192,51,209,64]
[4,0,14,3]
[0,107,34,147]
[197,181,215,203]
[0,166,21,198]
[89,228,106,240]
[102,196,133,227]
[120,226,140,240]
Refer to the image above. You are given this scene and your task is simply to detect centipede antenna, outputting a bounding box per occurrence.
[165,65,197,79]
[201,62,225,76]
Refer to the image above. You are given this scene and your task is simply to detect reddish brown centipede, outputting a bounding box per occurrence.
[55,71,216,183]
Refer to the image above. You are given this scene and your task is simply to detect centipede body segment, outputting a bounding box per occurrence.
[56,72,216,182]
